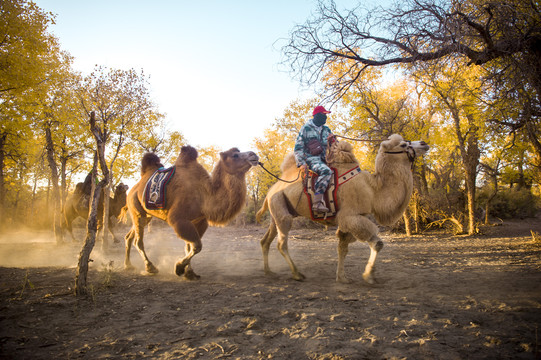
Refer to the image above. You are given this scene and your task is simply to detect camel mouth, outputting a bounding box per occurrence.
[248,155,260,166]
[409,141,430,155]
[240,151,259,166]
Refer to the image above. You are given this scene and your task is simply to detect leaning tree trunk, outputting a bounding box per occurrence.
[75,111,109,296]
[75,156,104,296]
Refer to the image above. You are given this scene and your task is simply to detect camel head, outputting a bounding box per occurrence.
[219,148,259,174]
[327,140,359,166]
[380,134,430,161]
[114,183,129,197]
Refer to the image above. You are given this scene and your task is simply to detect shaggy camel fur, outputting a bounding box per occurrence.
[62,183,129,243]
[256,134,429,284]
[124,145,259,279]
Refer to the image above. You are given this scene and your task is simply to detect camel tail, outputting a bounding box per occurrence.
[256,197,269,224]
[141,152,164,174]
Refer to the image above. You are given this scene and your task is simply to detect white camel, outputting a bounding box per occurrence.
[256,134,429,284]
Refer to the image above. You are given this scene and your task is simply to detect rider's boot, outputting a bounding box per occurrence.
[312,193,329,213]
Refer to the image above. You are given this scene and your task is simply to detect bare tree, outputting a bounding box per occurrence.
[282,0,541,153]
[75,112,108,296]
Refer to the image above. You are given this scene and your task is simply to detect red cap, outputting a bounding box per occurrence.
[312,106,331,116]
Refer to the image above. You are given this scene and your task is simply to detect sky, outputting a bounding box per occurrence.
[33,0,357,152]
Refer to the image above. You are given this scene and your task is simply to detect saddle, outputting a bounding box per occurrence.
[303,168,338,221]
[143,167,175,210]
[303,165,363,221]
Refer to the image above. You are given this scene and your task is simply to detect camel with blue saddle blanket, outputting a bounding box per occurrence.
[256,134,430,284]
[122,146,259,280]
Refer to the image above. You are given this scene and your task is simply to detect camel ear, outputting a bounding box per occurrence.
[382,134,402,150]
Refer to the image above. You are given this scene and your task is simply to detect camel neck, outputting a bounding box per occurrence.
[205,163,247,225]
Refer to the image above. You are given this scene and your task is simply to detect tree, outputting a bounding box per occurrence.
[413,60,492,234]
[0,0,56,95]
[75,114,106,296]
[0,0,57,231]
[76,66,155,249]
[282,0,541,158]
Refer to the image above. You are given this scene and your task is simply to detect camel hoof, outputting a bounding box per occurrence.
[145,263,159,274]
[175,262,187,277]
[264,269,278,277]
[124,264,136,272]
[363,273,376,284]
[336,276,352,284]
[292,272,306,281]
[183,268,200,281]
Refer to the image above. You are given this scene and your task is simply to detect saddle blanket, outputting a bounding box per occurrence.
[143,166,175,210]
[304,168,338,221]
[304,166,362,221]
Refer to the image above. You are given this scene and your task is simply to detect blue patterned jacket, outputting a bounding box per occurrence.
[294,119,333,167]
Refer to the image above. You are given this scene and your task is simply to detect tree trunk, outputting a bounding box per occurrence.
[75,154,103,296]
[101,181,111,251]
[0,133,6,232]
[403,211,412,236]
[75,112,109,295]
[60,148,68,206]
[44,126,64,245]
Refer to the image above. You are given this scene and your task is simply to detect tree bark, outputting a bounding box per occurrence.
[44,126,64,245]
[0,133,7,232]
[403,211,412,237]
[75,111,110,296]
[101,181,111,251]
[75,153,103,296]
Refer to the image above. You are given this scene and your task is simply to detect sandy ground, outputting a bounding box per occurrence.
[0,217,540,360]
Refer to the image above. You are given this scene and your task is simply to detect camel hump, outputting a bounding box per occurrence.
[177,145,198,164]
[141,153,164,174]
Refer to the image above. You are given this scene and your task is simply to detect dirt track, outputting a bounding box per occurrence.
[1,218,540,359]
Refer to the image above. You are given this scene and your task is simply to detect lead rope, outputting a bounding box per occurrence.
[257,162,301,184]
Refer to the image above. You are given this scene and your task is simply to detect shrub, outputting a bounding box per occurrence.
[489,188,540,219]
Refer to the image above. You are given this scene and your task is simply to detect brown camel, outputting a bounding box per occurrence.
[256,134,429,284]
[62,183,129,243]
[124,145,259,279]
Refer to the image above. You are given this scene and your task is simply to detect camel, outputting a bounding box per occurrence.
[256,134,429,284]
[123,145,259,280]
[62,182,129,243]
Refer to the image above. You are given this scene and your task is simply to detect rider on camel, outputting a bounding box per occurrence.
[294,105,334,213]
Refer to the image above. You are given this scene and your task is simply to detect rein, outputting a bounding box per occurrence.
[334,134,385,142]
[384,149,417,169]
[258,162,301,183]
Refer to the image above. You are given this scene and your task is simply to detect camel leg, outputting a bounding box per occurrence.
[125,215,157,274]
[362,235,384,284]
[337,214,383,284]
[169,218,202,280]
[124,228,136,270]
[336,230,356,283]
[269,193,305,281]
[62,209,78,242]
[260,219,278,276]
[64,220,77,242]
[133,220,159,274]
[108,217,121,244]
[276,228,305,281]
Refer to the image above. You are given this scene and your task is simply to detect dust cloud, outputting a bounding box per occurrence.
[0,222,272,280]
